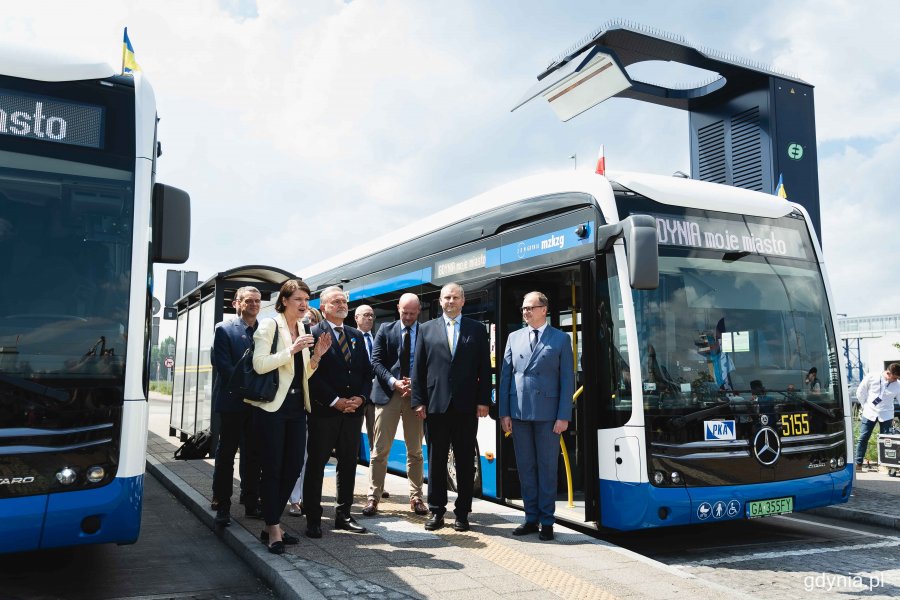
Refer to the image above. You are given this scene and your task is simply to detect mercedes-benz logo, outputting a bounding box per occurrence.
[753,427,781,466]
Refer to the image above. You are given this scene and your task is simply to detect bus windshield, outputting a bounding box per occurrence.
[633,221,840,416]
[0,150,133,381]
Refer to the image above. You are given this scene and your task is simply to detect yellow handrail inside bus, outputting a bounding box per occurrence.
[560,279,579,509]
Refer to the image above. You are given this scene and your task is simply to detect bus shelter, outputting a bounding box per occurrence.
[168,265,296,442]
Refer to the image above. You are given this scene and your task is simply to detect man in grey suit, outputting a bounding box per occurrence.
[499,291,574,541]
[412,282,491,532]
[363,293,428,516]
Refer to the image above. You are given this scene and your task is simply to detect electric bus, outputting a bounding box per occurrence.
[0,47,189,552]
[301,168,852,530]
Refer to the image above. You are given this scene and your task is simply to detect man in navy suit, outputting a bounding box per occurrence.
[499,291,573,541]
[363,293,428,516]
[412,282,491,532]
[211,286,263,526]
[303,286,373,537]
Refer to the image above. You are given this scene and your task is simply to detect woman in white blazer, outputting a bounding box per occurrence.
[247,279,330,554]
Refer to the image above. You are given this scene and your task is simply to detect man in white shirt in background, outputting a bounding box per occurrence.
[855,363,900,472]
[354,304,389,499]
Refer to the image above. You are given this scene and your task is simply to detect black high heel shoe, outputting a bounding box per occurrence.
[260,530,299,545]
[267,540,285,554]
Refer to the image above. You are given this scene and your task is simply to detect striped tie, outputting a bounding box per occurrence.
[336,327,351,363]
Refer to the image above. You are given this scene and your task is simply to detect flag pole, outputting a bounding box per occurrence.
[121,27,127,75]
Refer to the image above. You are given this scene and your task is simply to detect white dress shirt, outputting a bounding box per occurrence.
[856,371,900,422]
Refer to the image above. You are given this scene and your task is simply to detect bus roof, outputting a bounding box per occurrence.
[299,170,795,281]
[0,43,117,81]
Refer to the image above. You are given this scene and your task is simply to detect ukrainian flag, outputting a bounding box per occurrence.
[775,173,787,199]
[122,27,141,74]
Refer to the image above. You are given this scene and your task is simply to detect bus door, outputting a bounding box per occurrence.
[497,264,595,523]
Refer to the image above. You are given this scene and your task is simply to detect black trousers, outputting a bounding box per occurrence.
[425,410,477,518]
[212,409,261,510]
[253,405,306,526]
[303,412,363,525]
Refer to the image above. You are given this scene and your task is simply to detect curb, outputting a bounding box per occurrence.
[146,455,326,600]
[806,505,900,531]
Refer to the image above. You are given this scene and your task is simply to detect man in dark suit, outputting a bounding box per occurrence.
[211,286,263,526]
[363,293,428,516]
[304,286,373,537]
[499,291,573,541]
[412,282,491,531]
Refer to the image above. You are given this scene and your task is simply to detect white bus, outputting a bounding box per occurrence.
[301,168,852,530]
[0,46,189,552]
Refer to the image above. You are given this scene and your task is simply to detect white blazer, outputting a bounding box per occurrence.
[245,312,316,412]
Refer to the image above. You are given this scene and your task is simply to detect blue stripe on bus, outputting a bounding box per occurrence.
[0,475,144,553]
[359,434,497,499]
[598,465,852,530]
[312,223,592,304]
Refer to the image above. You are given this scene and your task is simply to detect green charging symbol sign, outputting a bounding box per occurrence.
[787,143,804,160]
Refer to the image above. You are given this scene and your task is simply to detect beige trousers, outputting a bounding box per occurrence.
[367,390,424,501]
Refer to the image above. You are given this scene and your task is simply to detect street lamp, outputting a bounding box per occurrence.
[570,154,576,170]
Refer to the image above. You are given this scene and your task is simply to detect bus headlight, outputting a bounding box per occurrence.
[670,471,682,485]
[829,458,837,469]
[86,466,106,483]
[836,456,845,468]
[56,467,77,485]
[653,471,666,485]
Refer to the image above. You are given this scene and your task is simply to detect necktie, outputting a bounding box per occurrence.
[400,327,411,378]
[335,327,351,363]
[447,319,457,355]
[530,329,539,351]
[364,332,373,359]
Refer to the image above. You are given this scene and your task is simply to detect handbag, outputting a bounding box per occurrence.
[173,428,212,460]
[229,320,280,403]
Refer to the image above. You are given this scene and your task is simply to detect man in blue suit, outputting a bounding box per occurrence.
[499,291,574,541]
[211,286,263,526]
[412,282,491,532]
[304,286,373,537]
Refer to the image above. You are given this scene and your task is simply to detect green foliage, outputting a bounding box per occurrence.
[149,380,172,395]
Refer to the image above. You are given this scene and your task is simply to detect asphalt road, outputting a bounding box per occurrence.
[0,474,273,600]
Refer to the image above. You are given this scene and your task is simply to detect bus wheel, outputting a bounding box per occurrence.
[447,442,482,498]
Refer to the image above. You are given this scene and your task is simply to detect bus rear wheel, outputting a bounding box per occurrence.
[447,442,482,498]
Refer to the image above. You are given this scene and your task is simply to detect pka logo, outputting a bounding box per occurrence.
[704,420,736,441]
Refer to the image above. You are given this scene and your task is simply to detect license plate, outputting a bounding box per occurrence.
[747,496,793,518]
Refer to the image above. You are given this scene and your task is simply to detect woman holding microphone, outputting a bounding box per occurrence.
[247,279,330,554]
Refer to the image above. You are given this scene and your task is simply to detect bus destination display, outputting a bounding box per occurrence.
[0,89,104,149]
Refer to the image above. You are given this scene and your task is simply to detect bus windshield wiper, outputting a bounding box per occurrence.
[800,397,839,419]
[667,401,730,430]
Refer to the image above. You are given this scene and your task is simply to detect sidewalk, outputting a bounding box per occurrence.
[146,394,899,599]
[808,464,900,531]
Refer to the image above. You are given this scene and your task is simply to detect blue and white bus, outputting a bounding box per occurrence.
[301,169,852,530]
[0,47,189,553]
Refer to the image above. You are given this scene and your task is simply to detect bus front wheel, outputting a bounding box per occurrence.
[447,442,482,498]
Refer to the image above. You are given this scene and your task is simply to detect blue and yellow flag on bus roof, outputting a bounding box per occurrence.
[775,173,787,199]
[122,27,141,75]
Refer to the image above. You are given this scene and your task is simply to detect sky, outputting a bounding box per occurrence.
[4,0,900,341]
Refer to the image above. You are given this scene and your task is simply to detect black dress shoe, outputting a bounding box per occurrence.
[244,506,264,519]
[512,522,539,536]
[381,491,390,498]
[452,518,470,532]
[424,515,444,531]
[267,541,285,555]
[259,530,299,545]
[306,524,322,538]
[214,508,231,527]
[334,517,367,533]
[539,524,554,541]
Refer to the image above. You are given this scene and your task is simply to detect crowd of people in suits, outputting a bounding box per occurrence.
[210,280,572,554]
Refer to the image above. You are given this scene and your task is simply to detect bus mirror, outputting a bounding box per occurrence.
[622,215,659,290]
[152,183,191,264]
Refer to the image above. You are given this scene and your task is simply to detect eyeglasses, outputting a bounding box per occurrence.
[521,305,546,312]
[358,314,375,318]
